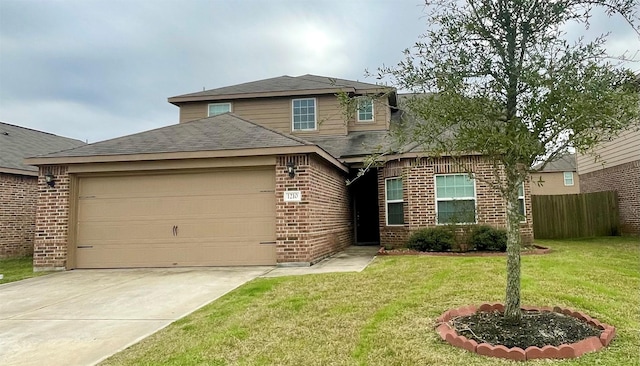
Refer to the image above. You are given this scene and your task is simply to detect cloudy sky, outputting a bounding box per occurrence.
[1,0,638,143]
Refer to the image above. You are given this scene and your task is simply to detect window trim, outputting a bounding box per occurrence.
[291,98,317,131]
[385,177,404,226]
[207,102,232,117]
[356,99,374,122]
[518,182,526,223]
[563,171,574,186]
[434,173,477,225]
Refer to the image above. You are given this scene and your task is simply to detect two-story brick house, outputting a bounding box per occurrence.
[27,75,532,270]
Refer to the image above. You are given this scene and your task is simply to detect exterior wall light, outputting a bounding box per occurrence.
[286,161,296,178]
[44,172,55,187]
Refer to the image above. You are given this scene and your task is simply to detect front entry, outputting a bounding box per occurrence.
[351,169,380,245]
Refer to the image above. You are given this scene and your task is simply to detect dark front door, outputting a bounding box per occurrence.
[352,169,380,245]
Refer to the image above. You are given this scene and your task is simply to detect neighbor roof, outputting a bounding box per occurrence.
[534,153,577,172]
[168,74,392,104]
[0,122,85,175]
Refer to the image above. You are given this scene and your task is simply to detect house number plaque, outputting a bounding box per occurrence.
[284,190,302,202]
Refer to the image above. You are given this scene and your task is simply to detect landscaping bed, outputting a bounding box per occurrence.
[378,244,550,256]
[437,303,616,360]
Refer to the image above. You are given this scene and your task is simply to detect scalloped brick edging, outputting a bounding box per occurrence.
[435,304,615,361]
[379,244,551,257]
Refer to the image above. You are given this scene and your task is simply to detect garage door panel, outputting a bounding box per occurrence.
[77,241,276,268]
[78,193,274,220]
[75,168,276,268]
[79,171,271,197]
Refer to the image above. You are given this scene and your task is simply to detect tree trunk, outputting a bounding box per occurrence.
[504,182,522,323]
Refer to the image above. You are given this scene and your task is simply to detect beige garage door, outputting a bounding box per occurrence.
[74,168,276,268]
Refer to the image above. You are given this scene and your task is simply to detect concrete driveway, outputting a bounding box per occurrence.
[0,267,271,366]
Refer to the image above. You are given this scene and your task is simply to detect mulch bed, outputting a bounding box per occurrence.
[450,310,601,349]
[378,245,551,257]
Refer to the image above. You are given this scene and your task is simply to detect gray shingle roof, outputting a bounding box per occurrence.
[0,122,85,174]
[306,131,392,158]
[36,114,312,159]
[534,153,577,172]
[169,74,387,101]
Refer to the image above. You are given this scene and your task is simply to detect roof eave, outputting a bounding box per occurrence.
[168,86,392,105]
[0,166,38,176]
[24,145,349,174]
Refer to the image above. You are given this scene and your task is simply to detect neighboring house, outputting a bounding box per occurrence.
[0,122,84,258]
[576,128,640,235]
[530,153,580,195]
[25,75,533,271]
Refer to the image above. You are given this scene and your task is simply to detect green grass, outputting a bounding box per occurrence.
[0,256,50,284]
[102,237,640,366]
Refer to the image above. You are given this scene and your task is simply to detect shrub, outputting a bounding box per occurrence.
[470,225,507,252]
[406,227,455,252]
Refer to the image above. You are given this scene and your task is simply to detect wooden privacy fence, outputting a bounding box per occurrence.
[531,191,619,239]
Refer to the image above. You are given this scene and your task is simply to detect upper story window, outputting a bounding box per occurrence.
[292,98,316,131]
[208,103,232,116]
[435,174,477,224]
[357,99,374,122]
[385,178,404,225]
[563,172,574,186]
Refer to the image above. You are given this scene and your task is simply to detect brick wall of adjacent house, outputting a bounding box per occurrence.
[379,157,534,248]
[275,154,352,264]
[579,160,640,235]
[33,165,70,271]
[0,172,37,258]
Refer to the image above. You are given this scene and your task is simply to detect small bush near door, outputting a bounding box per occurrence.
[406,227,455,252]
[404,225,508,252]
[470,225,507,252]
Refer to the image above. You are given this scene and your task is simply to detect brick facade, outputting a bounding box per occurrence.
[33,166,70,271]
[579,160,640,235]
[378,156,534,248]
[0,172,37,258]
[275,154,352,264]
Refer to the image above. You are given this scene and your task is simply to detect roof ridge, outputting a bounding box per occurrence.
[0,121,68,139]
[225,113,315,146]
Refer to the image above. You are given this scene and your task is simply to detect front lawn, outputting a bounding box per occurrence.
[0,256,48,284]
[102,237,640,366]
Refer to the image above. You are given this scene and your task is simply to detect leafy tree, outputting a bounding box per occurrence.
[367,0,639,322]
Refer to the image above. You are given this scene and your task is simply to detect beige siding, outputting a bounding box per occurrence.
[347,96,390,132]
[178,95,372,136]
[530,172,580,195]
[179,102,209,122]
[577,129,640,174]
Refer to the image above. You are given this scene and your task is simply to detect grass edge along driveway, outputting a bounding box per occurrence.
[102,237,639,366]
[0,257,50,285]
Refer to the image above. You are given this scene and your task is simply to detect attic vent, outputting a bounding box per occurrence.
[1,132,8,136]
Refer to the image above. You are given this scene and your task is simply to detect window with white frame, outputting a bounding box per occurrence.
[208,103,231,116]
[292,98,316,131]
[435,174,476,224]
[357,99,374,122]
[563,172,574,186]
[518,183,526,222]
[385,178,404,225]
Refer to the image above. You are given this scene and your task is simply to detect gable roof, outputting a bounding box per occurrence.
[0,122,85,176]
[33,114,312,158]
[534,153,577,172]
[168,74,393,104]
[25,114,348,172]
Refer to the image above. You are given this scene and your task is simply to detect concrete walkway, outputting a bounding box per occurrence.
[0,245,378,366]
[262,245,379,277]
